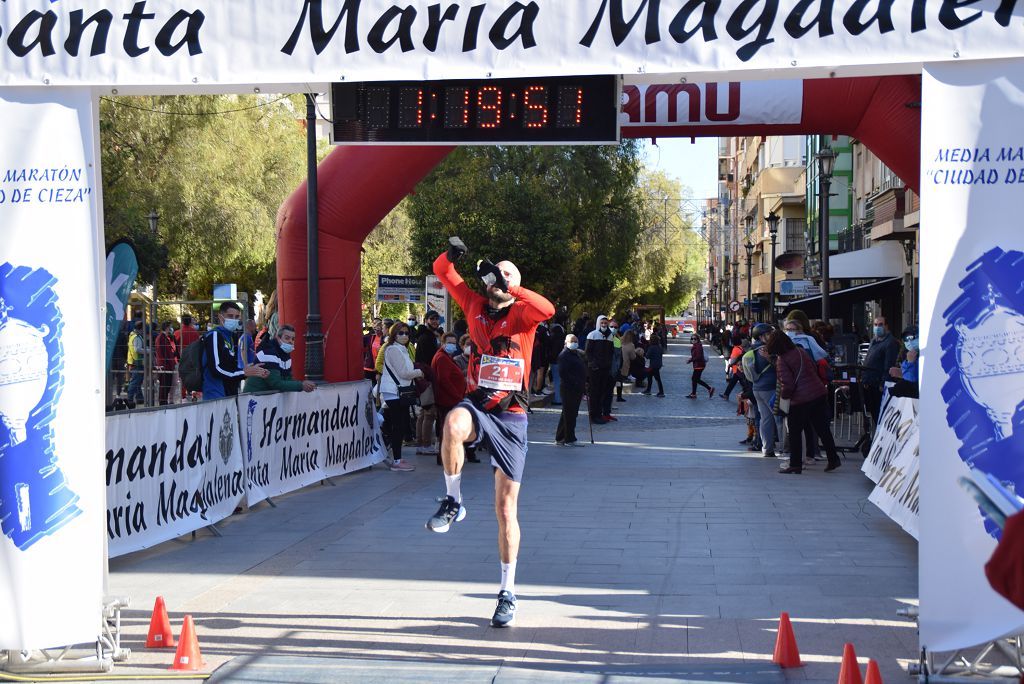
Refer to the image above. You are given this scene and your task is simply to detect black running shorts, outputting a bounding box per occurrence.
[456,399,528,483]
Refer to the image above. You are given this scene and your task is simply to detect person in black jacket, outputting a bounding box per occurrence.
[556,335,587,446]
[585,316,615,425]
[547,319,567,404]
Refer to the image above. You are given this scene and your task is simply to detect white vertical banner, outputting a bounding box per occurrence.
[0,89,105,649]
[920,59,1024,652]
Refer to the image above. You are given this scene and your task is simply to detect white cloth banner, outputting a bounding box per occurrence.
[0,2,1023,89]
[621,80,802,128]
[105,399,246,558]
[920,58,1024,652]
[0,89,105,650]
[865,398,920,540]
[863,396,917,484]
[239,382,386,505]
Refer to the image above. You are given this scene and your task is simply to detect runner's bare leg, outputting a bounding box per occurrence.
[494,470,521,563]
[442,407,475,476]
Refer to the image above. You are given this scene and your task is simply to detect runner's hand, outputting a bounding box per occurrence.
[302,380,317,392]
[447,236,468,262]
[476,259,508,292]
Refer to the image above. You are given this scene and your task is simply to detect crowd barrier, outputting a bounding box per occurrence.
[863,395,919,540]
[105,381,385,558]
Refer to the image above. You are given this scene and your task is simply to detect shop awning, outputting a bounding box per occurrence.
[781,276,903,318]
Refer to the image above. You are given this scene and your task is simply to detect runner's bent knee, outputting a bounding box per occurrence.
[444,407,475,443]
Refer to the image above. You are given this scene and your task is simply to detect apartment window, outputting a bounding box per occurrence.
[784,218,805,253]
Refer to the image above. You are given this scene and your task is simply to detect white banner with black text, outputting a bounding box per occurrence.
[919,58,1024,652]
[0,88,105,650]
[0,2,1023,88]
[238,382,385,505]
[864,397,919,540]
[105,398,246,558]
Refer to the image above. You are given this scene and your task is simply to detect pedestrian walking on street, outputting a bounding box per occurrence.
[641,335,664,396]
[427,237,555,628]
[767,331,842,475]
[686,335,714,399]
[555,334,586,447]
[720,335,747,400]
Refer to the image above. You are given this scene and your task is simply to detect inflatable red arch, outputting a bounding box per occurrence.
[276,74,921,382]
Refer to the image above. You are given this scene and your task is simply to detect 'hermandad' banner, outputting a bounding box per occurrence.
[239,382,385,505]
[0,2,1024,88]
[0,89,105,650]
[920,58,1024,652]
[105,398,246,558]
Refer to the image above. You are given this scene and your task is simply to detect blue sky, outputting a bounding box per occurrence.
[640,137,719,201]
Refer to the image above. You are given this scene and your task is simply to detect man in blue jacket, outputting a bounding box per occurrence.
[202,301,267,400]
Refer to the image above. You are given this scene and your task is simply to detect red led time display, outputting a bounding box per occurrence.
[331,75,618,146]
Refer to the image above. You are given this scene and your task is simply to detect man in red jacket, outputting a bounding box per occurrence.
[426,237,554,628]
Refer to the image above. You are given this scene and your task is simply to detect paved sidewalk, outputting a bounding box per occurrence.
[105,343,919,683]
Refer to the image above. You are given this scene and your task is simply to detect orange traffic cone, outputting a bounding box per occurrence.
[838,643,863,684]
[168,615,204,671]
[772,612,803,668]
[865,659,884,684]
[145,596,176,649]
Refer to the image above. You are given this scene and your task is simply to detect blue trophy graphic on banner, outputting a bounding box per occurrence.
[941,247,1024,539]
[0,263,81,550]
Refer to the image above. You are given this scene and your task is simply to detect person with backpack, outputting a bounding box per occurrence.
[742,323,782,459]
[188,301,267,401]
[243,325,316,394]
[685,334,714,399]
[767,331,842,474]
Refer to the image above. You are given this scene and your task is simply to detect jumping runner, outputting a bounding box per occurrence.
[426,236,555,627]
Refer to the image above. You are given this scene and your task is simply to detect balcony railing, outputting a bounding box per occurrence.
[838,223,871,253]
[783,218,805,253]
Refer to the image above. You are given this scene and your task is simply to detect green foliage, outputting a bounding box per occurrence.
[100,95,308,300]
[406,143,647,315]
[404,143,705,317]
[361,200,419,321]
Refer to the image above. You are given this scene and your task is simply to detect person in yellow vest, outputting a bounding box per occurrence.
[125,320,146,407]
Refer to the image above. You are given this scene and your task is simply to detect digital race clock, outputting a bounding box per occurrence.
[329,75,620,146]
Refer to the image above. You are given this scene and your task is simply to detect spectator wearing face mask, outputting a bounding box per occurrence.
[889,326,920,398]
[862,316,900,426]
[203,301,268,401]
[585,316,615,425]
[432,332,468,465]
[244,325,316,393]
[379,322,423,472]
[556,334,587,447]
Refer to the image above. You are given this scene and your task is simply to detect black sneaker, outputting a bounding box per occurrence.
[425,496,466,533]
[490,590,517,627]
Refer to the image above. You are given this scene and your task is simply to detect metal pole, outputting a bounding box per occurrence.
[304,94,324,382]
[745,251,752,323]
[146,211,159,408]
[769,228,778,326]
[820,175,832,325]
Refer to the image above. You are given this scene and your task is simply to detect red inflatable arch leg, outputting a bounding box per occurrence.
[276,145,453,382]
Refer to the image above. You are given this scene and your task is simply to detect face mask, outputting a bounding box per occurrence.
[463,346,472,355]
[874,326,885,337]
[223,318,241,332]
[407,320,416,327]
[444,343,458,354]
[567,342,579,350]
[905,339,919,352]
[610,326,618,333]
[785,331,797,339]
[280,342,295,354]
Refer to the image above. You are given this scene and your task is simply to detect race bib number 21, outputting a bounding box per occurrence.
[478,355,525,391]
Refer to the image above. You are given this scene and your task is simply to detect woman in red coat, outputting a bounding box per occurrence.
[766,331,841,475]
[432,332,468,465]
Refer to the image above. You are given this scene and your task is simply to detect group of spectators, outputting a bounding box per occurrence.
[111,298,312,410]
[715,310,919,474]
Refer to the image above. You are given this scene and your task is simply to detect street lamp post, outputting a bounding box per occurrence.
[744,241,754,322]
[816,145,836,325]
[766,211,780,326]
[304,93,324,383]
[731,258,739,321]
[146,210,159,407]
